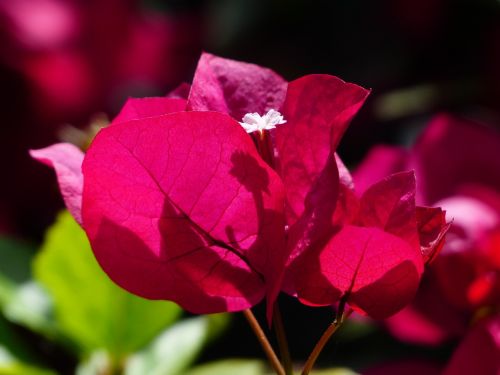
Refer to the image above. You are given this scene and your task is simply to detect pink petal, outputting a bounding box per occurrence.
[111,97,186,124]
[385,269,469,345]
[443,316,500,375]
[187,52,287,120]
[82,111,286,315]
[332,155,360,226]
[416,206,450,264]
[385,304,451,346]
[291,225,423,319]
[353,145,410,196]
[30,143,84,224]
[413,114,500,204]
[357,171,419,250]
[275,75,369,263]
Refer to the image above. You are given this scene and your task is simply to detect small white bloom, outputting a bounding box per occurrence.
[239,109,286,134]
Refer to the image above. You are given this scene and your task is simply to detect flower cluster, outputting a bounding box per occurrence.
[354,114,500,373]
[31,53,448,323]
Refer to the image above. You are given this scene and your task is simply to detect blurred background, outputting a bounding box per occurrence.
[0,0,499,374]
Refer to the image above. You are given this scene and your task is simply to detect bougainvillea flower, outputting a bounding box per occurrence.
[442,315,500,375]
[33,53,446,321]
[82,110,287,315]
[1,0,202,239]
[287,171,448,319]
[0,0,201,123]
[354,114,500,203]
[353,114,500,343]
[29,143,84,225]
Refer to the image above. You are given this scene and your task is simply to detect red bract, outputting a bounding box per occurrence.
[29,143,84,224]
[354,114,500,344]
[83,111,286,314]
[443,315,500,375]
[288,172,446,319]
[0,0,201,123]
[33,53,445,320]
[187,52,287,120]
[275,75,369,264]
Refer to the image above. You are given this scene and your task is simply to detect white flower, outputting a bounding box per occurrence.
[239,109,286,134]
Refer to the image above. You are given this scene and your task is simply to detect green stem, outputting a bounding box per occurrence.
[273,303,293,375]
[300,306,353,375]
[243,309,285,375]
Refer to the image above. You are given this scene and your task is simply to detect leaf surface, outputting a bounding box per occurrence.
[125,314,229,375]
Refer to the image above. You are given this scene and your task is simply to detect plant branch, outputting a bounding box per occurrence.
[273,303,293,375]
[300,305,353,375]
[243,309,285,375]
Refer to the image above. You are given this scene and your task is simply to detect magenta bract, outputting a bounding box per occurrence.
[111,97,187,124]
[289,172,427,319]
[29,143,84,224]
[443,316,500,375]
[275,75,369,265]
[82,111,286,314]
[32,53,447,320]
[187,52,288,120]
[355,114,500,343]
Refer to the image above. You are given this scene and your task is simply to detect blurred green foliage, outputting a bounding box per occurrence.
[34,211,182,358]
[0,211,236,374]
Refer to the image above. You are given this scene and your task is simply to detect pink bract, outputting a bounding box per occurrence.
[187,52,288,120]
[82,111,286,314]
[443,315,500,375]
[289,172,430,319]
[29,143,84,224]
[355,114,500,344]
[32,53,446,320]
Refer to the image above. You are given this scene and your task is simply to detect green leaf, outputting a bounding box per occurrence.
[0,315,35,363]
[0,237,56,338]
[336,319,377,342]
[125,314,230,375]
[75,350,113,375]
[34,211,182,359]
[0,237,36,308]
[0,238,34,285]
[0,362,56,375]
[0,344,56,375]
[3,281,55,337]
[185,359,266,375]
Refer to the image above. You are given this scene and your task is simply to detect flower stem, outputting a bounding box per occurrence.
[272,303,293,375]
[243,309,285,375]
[300,305,353,375]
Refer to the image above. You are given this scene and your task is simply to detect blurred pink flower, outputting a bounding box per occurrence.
[354,114,500,354]
[442,315,500,375]
[0,0,201,237]
[0,0,201,122]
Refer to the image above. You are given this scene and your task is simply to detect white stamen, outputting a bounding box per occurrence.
[239,109,286,134]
